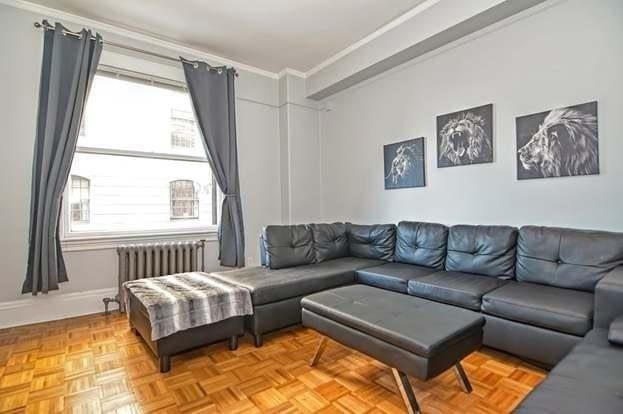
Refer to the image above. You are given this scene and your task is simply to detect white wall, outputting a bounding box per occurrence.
[319,0,623,232]
[0,3,281,326]
[278,74,323,224]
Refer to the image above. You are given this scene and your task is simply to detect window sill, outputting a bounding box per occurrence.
[61,229,218,252]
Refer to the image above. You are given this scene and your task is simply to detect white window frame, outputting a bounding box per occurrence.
[60,67,220,250]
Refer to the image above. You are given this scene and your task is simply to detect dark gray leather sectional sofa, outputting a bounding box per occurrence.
[211,221,623,413]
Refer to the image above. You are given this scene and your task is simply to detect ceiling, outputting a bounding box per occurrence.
[29,0,428,73]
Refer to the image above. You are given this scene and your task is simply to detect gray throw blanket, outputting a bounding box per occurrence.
[123,272,253,341]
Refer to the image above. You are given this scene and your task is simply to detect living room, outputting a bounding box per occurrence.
[0,0,621,412]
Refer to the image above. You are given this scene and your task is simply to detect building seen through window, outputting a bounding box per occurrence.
[170,109,197,149]
[170,180,199,219]
[70,175,90,223]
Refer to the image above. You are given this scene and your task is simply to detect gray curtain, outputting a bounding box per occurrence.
[182,61,245,267]
[24,22,102,295]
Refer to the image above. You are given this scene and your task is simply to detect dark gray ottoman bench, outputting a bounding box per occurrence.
[128,292,244,373]
[301,285,484,414]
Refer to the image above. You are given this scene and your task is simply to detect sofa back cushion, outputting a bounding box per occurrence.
[446,225,518,277]
[517,226,623,292]
[394,221,448,269]
[348,224,396,261]
[262,225,315,269]
[310,223,348,262]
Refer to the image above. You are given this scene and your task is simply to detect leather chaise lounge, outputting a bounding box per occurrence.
[211,220,623,413]
[208,223,388,346]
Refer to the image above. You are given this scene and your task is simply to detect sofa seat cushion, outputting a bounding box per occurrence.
[482,281,593,336]
[407,271,507,311]
[209,257,383,305]
[356,263,437,293]
[516,329,623,414]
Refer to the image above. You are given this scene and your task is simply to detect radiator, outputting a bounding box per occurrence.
[104,240,206,314]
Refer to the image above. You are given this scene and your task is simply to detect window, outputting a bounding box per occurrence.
[70,175,90,223]
[170,180,199,219]
[170,109,197,149]
[64,71,218,239]
[78,121,86,138]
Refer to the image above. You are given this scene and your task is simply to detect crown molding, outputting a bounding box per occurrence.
[3,0,520,87]
[305,0,441,77]
[0,0,280,79]
[277,67,307,79]
[3,0,446,80]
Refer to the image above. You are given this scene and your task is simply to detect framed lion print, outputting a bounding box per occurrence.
[516,101,599,180]
[384,137,425,189]
[436,104,493,168]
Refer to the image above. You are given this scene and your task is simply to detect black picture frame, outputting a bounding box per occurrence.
[516,101,599,180]
[436,103,494,168]
[384,137,426,190]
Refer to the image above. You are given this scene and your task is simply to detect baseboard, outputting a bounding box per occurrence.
[0,287,119,329]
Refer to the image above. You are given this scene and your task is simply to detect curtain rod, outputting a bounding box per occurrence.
[33,20,238,77]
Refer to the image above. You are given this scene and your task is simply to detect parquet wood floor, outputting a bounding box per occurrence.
[0,312,547,413]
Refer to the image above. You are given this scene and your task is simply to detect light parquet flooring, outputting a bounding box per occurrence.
[0,313,547,413]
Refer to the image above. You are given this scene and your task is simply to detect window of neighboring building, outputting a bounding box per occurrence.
[170,180,199,219]
[64,70,218,239]
[70,175,90,223]
[170,109,197,149]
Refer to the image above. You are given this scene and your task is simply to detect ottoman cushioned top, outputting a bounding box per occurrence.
[301,285,484,357]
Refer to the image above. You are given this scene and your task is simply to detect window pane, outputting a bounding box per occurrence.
[78,75,205,158]
[68,153,214,233]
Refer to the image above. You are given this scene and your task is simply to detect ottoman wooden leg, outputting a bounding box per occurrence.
[159,355,171,373]
[309,336,328,367]
[453,362,472,393]
[391,368,421,414]
[254,334,263,348]
[228,335,239,351]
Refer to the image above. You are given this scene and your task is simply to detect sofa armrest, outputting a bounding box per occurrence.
[594,265,623,329]
[608,315,623,346]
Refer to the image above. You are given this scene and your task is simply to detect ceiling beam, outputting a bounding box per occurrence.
[305,0,551,100]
